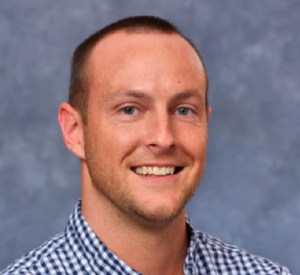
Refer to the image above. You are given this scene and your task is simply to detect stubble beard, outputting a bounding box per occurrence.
[83,132,206,225]
[86,157,204,225]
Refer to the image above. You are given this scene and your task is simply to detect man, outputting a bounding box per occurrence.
[1,16,291,275]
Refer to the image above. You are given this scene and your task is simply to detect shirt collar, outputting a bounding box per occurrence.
[65,200,200,275]
[65,200,141,275]
[185,216,200,274]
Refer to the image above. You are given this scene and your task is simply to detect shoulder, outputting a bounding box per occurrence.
[193,230,292,275]
[0,232,66,275]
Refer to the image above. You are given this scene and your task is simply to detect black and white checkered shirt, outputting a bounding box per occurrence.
[1,201,291,275]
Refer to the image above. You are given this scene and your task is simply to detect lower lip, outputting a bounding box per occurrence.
[132,170,182,184]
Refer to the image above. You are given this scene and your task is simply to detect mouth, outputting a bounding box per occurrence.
[131,166,184,177]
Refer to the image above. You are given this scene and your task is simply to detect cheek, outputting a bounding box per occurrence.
[175,124,208,156]
[94,123,142,160]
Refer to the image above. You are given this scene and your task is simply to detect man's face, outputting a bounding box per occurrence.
[83,32,209,222]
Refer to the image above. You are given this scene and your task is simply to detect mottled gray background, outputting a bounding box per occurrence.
[0,0,299,273]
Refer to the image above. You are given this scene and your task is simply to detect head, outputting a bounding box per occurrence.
[59,16,211,224]
[68,16,209,123]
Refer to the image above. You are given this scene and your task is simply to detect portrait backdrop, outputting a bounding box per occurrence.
[0,0,299,273]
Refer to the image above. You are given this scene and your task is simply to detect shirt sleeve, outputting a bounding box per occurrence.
[281,266,293,275]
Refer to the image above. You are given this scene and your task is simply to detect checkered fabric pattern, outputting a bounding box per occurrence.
[1,201,292,275]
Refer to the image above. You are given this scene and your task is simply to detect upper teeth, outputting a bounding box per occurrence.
[134,166,176,176]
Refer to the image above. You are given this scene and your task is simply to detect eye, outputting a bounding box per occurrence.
[175,107,193,116]
[121,106,136,115]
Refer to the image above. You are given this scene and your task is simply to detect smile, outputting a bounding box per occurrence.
[132,166,183,176]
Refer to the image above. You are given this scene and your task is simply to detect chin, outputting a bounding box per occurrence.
[128,198,186,224]
[123,185,197,224]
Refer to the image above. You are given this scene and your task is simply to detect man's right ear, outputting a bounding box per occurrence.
[58,103,85,160]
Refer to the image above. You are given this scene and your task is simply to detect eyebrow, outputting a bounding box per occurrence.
[170,90,203,102]
[103,90,152,103]
[103,89,204,104]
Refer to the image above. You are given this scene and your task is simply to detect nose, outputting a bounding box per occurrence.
[145,112,176,152]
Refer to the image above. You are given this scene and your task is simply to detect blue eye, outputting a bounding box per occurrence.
[121,107,136,115]
[176,107,193,116]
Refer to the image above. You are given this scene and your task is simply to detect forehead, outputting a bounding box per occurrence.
[87,31,206,101]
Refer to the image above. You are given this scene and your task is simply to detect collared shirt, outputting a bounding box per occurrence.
[1,201,291,275]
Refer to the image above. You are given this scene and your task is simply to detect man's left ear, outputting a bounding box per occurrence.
[207,106,212,123]
[58,103,85,160]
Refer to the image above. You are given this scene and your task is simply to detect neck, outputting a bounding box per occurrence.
[81,163,188,275]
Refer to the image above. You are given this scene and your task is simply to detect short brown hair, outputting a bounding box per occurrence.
[68,16,208,123]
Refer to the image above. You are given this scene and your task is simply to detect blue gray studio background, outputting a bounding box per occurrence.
[0,0,299,273]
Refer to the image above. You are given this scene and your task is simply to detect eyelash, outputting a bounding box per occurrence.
[174,107,194,116]
[119,106,195,116]
[120,106,137,115]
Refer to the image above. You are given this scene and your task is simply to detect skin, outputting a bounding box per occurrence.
[58,31,211,275]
